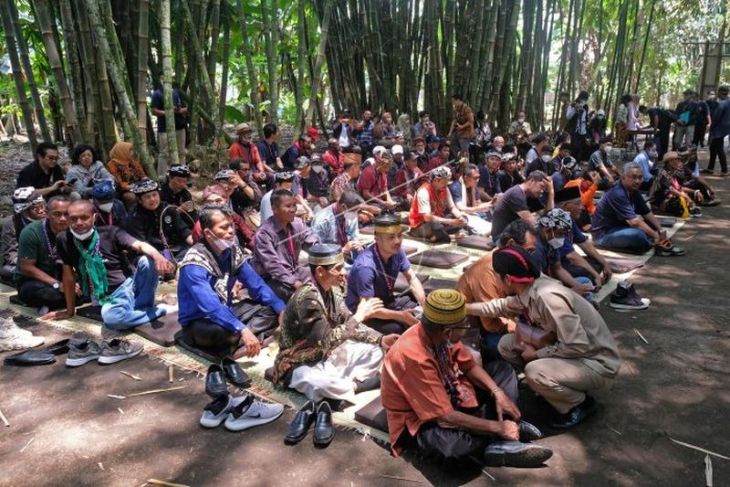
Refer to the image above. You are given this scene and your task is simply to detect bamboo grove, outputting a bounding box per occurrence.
[0,0,725,177]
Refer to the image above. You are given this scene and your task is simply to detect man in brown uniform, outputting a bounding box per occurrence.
[466,246,621,430]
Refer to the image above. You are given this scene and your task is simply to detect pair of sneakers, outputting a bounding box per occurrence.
[200,393,284,432]
[0,317,44,352]
[66,336,143,367]
[609,281,651,311]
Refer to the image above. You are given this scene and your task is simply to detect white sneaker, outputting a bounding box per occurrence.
[156,303,178,315]
[38,306,49,316]
[199,394,249,428]
[224,395,284,432]
[0,319,44,352]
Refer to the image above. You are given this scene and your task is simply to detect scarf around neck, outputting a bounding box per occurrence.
[73,230,110,304]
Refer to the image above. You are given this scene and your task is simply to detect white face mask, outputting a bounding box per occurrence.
[542,155,552,162]
[71,228,94,241]
[517,118,525,123]
[548,237,565,249]
[214,236,236,251]
[98,202,114,213]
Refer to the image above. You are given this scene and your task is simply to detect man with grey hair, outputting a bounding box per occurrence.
[408,166,467,243]
[592,162,684,255]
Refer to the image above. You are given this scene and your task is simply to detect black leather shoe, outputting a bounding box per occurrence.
[483,440,553,467]
[4,350,56,366]
[284,401,315,445]
[313,401,335,448]
[205,364,228,398]
[222,357,252,388]
[518,420,543,442]
[550,396,597,430]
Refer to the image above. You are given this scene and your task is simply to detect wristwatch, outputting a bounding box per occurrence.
[52,282,60,290]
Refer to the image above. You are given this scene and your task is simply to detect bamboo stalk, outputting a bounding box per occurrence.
[136,0,150,141]
[160,0,179,167]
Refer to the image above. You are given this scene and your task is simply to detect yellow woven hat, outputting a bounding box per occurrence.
[423,289,466,326]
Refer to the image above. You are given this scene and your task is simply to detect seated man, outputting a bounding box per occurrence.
[160,165,197,227]
[393,150,424,204]
[15,196,71,312]
[1,187,47,280]
[497,153,524,192]
[331,158,381,225]
[677,150,720,206]
[555,186,612,285]
[532,209,597,306]
[322,138,345,176]
[177,208,285,354]
[457,220,537,361]
[228,122,272,185]
[490,171,553,240]
[252,189,319,301]
[381,289,552,468]
[124,179,193,262]
[346,215,425,334]
[311,190,364,262]
[649,152,702,218]
[228,160,264,220]
[357,153,398,210]
[16,142,73,199]
[261,171,294,222]
[632,140,657,191]
[408,166,467,243]
[191,185,255,251]
[91,180,127,228]
[467,246,621,429]
[454,164,494,236]
[305,156,330,212]
[592,162,683,255]
[44,200,175,330]
[273,244,397,404]
[588,138,620,189]
[478,151,503,199]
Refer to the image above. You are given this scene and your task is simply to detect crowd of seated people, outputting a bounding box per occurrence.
[1,94,723,468]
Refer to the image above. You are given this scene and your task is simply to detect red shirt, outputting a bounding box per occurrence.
[393,167,424,198]
[427,156,448,172]
[228,141,262,170]
[381,324,478,454]
[322,149,345,176]
[357,164,388,200]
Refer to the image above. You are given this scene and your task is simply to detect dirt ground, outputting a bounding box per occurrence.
[0,149,729,486]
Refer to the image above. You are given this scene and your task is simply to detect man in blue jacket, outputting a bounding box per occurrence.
[177,208,286,358]
[707,85,730,175]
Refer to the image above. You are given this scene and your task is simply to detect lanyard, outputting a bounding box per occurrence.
[372,244,395,293]
[41,219,58,261]
[334,207,348,246]
[286,226,296,261]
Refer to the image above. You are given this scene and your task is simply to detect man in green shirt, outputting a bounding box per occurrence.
[16,196,72,312]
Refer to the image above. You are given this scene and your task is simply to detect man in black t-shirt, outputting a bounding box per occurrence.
[491,171,554,240]
[16,142,73,198]
[42,200,175,330]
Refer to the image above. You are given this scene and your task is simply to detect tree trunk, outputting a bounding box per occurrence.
[81,0,154,176]
[294,0,306,135]
[136,0,150,141]
[0,0,37,148]
[237,0,263,131]
[58,0,89,144]
[262,0,279,124]
[304,0,333,128]
[33,0,81,145]
[9,0,50,142]
[160,0,179,168]
[217,12,230,129]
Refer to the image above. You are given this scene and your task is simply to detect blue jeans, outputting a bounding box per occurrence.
[595,227,653,253]
[102,256,164,330]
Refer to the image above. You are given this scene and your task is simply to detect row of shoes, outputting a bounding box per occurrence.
[609,281,651,311]
[200,392,284,432]
[0,317,45,352]
[285,400,335,448]
[205,358,252,397]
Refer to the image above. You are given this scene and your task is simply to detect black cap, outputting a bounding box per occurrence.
[168,165,191,178]
[373,214,403,234]
[308,243,344,266]
[555,185,582,204]
[131,178,159,195]
[276,171,295,182]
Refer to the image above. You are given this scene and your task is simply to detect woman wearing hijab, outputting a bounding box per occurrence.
[106,142,147,208]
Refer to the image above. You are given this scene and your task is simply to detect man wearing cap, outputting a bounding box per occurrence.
[322,138,345,176]
[346,215,425,334]
[252,189,319,301]
[357,153,397,210]
[490,171,554,240]
[43,199,176,329]
[555,187,612,284]
[588,138,620,189]
[532,208,597,304]
[273,243,398,403]
[229,123,266,178]
[457,220,537,361]
[124,179,193,262]
[15,196,71,312]
[91,180,127,228]
[387,145,405,188]
[311,190,364,261]
[467,246,621,430]
[1,188,47,280]
[478,151,503,199]
[177,208,286,354]
[381,288,552,467]
[160,165,197,226]
[592,162,681,255]
[283,133,314,172]
[408,166,467,243]
[497,154,524,192]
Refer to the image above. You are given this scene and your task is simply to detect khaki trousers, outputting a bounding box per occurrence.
[498,333,610,414]
[158,129,187,175]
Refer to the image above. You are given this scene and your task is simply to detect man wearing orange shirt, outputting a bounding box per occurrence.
[381,289,552,468]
